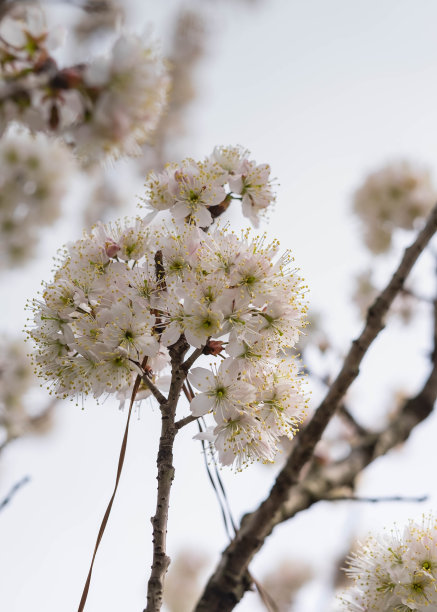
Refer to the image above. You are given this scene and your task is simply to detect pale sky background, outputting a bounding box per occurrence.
[2,1,437,611]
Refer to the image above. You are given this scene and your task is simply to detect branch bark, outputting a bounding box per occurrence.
[145,336,205,612]
[194,204,437,612]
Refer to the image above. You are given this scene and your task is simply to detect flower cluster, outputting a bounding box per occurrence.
[0,5,169,160]
[0,127,72,266]
[142,145,275,227]
[340,515,437,611]
[28,213,307,467]
[353,161,437,254]
[73,33,169,160]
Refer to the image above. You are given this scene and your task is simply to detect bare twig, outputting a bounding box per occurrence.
[0,476,30,512]
[141,373,167,405]
[181,346,205,372]
[323,493,428,503]
[175,414,198,430]
[337,404,369,437]
[194,204,437,612]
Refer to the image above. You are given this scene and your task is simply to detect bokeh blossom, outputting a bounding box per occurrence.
[0,127,72,266]
[0,5,169,160]
[353,160,437,254]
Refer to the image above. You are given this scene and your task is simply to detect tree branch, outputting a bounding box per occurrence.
[194,204,437,612]
[141,373,167,406]
[265,276,437,533]
[144,336,189,612]
[181,346,205,373]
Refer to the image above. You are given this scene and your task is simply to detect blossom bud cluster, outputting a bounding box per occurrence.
[143,145,275,227]
[0,127,72,266]
[28,213,307,468]
[353,161,437,254]
[0,6,169,160]
[340,515,437,611]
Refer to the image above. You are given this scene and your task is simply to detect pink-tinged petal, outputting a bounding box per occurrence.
[228,175,243,194]
[171,201,190,220]
[190,393,214,416]
[192,205,212,227]
[189,367,214,391]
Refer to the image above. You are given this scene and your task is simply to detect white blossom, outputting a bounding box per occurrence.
[0,127,73,266]
[142,147,276,227]
[354,160,437,254]
[74,33,169,160]
[340,515,437,611]
[28,146,307,468]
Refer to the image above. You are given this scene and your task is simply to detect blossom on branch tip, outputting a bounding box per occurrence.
[28,147,307,468]
[142,146,275,228]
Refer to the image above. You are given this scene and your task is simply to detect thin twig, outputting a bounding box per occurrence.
[324,494,428,503]
[338,404,369,437]
[181,346,205,372]
[175,413,198,429]
[0,476,30,512]
[141,373,167,405]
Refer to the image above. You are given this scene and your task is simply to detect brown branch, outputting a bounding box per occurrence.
[194,204,437,612]
[337,404,369,437]
[144,336,189,612]
[175,413,198,430]
[181,345,205,372]
[141,373,167,405]
[262,282,437,538]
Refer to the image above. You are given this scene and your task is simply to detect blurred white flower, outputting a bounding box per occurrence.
[0,127,73,266]
[353,160,437,254]
[340,515,437,611]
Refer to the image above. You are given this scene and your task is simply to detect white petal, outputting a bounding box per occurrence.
[190,393,214,416]
[189,367,214,391]
[160,322,181,347]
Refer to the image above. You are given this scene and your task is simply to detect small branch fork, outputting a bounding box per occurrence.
[194,204,437,612]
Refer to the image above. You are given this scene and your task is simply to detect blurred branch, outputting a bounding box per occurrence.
[322,492,428,503]
[271,287,437,524]
[337,404,369,437]
[0,475,30,512]
[194,204,437,612]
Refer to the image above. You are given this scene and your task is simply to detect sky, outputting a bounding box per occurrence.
[2,1,437,611]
